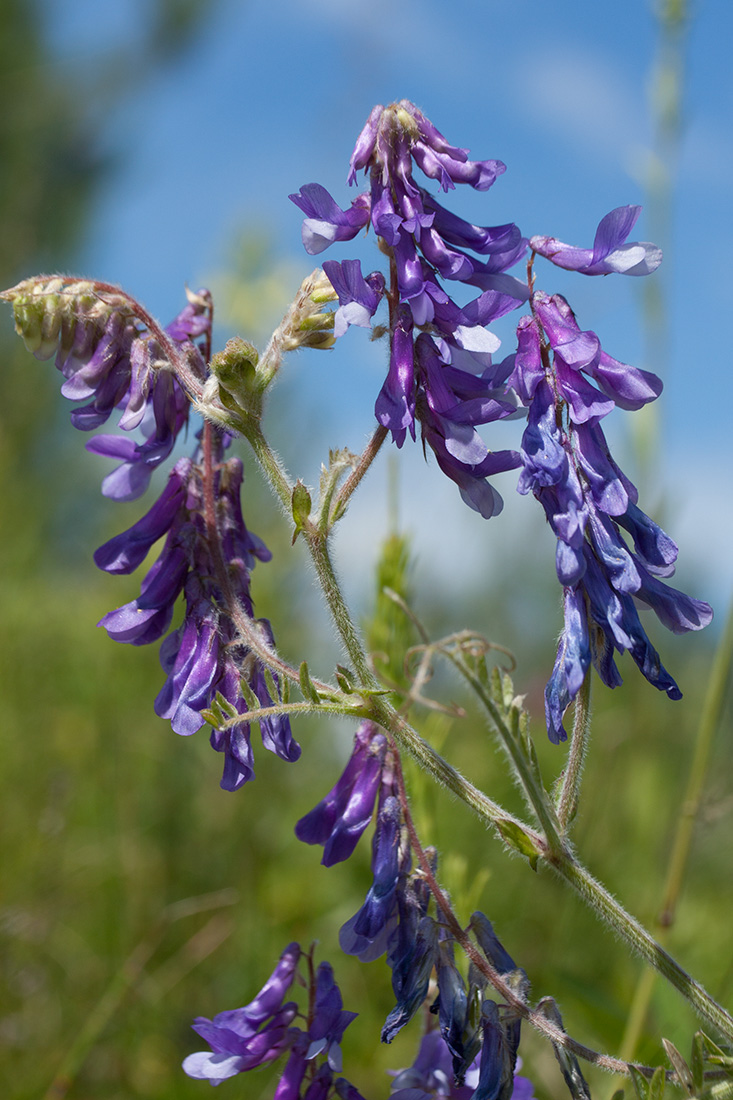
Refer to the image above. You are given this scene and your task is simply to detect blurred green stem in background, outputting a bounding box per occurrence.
[619,597,733,1063]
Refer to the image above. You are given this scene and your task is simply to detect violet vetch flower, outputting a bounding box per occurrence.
[3,276,211,501]
[530,206,662,276]
[322,260,385,338]
[96,439,299,789]
[182,942,300,1085]
[339,795,406,961]
[295,722,388,866]
[306,962,359,1072]
[382,866,438,1044]
[509,290,713,741]
[430,942,487,1085]
[290,101,528,516]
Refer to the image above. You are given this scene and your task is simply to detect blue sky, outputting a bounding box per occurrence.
[42,0,733,617]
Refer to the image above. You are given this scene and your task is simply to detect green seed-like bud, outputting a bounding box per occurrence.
[291,479,312,543]
[209,337,260,411]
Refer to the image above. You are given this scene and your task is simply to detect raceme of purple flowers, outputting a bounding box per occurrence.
[289,99,712,739]
[182,943,365,1096]
[294,724,530,1095]
[3,276,297,788]
[183,937,534,1100]
[95,437,300,789]
[290,100,526,521]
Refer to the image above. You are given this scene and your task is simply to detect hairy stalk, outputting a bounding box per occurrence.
[214,699,369,728]
[556,672,592,831]
[447,651,567,858]
[332,424,388,519]
[241,418,295,515]
[554,856,733,1041]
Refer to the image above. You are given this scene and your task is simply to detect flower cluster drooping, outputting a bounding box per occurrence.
[294,723,532,1097]
[510,279,713,740]
[2,276,297,787]
[182,938,536,1100]
[290,100,712,739]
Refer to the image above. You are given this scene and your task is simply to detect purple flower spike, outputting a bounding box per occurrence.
[530,206,662,276]
[295,722,388,866]
[511,289,712,740]
[292,101,527,514]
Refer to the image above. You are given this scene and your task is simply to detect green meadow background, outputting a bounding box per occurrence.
[1,2,731,1098]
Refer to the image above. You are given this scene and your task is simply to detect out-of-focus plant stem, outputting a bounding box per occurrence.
[619,597,733,1062]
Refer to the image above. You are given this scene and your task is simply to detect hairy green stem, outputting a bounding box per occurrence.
[450,655,566,857]
[619,598,733,1060]
[554,857,733,1041]
[556,672,592,831]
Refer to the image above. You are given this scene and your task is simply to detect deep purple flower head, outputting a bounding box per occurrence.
[290,101,528,517]
[295,722,389,866]
[3,276,211,501]
[509,291,713,741]
[530,206,662,276]
[182,942,301,1085]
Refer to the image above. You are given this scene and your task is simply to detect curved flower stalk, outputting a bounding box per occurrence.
[509,285,713,741]
[290,100,526,518]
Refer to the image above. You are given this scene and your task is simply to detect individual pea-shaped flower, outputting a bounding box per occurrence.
[182,942,301,1085]
[430,941,487,1085]
[382,865,439,1044]
[339,795,407,961]
[306,962,359,1072]
[530,206,662,276]
[295,722,389,866]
